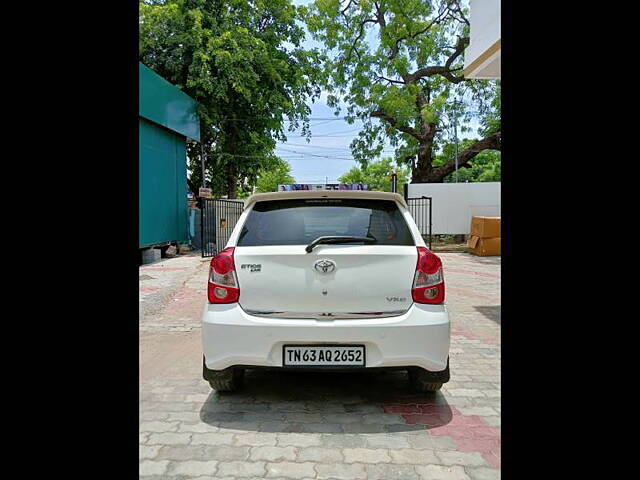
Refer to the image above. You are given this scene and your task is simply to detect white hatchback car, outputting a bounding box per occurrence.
[202,190,450,392]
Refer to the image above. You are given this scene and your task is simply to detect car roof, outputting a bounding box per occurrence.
[244,190,408,209]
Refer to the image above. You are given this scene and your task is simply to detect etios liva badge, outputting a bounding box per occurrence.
[314,259,336,274]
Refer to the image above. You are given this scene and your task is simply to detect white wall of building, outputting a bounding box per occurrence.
[464,0,501,78]
[407,182,500,235]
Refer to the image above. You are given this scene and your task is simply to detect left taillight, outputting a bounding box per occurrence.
[412,247,445,304]
[207,247,239,304]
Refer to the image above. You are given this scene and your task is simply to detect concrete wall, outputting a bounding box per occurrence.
[464,0,501,78]
[407,182,500,235]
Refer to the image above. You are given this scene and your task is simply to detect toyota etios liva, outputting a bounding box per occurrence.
[202,191,450,392]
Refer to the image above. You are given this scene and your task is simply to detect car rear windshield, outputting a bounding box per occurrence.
[237,198,415,247]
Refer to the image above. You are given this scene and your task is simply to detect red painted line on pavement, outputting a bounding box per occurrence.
[139,286,161,292]
[382,402,501,468]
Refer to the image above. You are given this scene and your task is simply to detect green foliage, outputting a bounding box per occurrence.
[139,0,323,197]
[434,147,501,183]
[255,157,295,193]
[338,157,410,192]
[305,0,500,178]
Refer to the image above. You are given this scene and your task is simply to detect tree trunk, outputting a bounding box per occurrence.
[411,131,501,183]
[187,177,200,198]
[412,138,436,183]
[226,162,237,199]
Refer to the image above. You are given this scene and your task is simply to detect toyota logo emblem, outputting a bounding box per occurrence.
[314,259,336,274]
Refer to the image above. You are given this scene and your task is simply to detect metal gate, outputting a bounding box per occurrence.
[407,196,433,249]
[201,198,244,257]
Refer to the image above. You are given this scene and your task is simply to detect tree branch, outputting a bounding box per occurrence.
[340,0,356,15]
[374,74,405,85]
[388,7,449,60]
[403,36,469,84]
[345,18,377,62]
[446,0,470,26]
[371,110,423,141]
[430,131,501,179]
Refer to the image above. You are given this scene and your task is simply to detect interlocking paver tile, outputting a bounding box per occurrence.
[139,459,170,476]
[315,462,367,479]
[216,460,266,477]
[415,464,471,480]
[366,464,420,480]
[249,446,297,462]
[140,253,501,479]
[167,460,219,476]
[265,462,316,478]
[389,448,439,464]
[296,446,343,462]
[343,447,392,463]
[147,432,192,445]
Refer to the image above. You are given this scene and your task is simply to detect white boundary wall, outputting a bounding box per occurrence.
[407,182,500,235]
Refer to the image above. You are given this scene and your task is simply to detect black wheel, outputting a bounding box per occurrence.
[203,357,244,392]
[408,358,449,393]
[409,369,443,392]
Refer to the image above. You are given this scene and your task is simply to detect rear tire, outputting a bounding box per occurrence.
[408,359,449,392]
[409,371,443,392]
[203,357,244,392]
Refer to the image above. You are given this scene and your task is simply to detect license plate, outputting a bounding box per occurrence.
[283,345,365,367]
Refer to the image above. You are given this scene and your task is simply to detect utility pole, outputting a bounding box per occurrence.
[201,143,206,188]
[453,99,459,183]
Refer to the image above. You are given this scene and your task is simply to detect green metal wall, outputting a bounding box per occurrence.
[139,63,199,248]
[139,63,200,141]
[139,118,188,247]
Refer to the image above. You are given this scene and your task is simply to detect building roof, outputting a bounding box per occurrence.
[139,63,201,141]
[244,190,408,209]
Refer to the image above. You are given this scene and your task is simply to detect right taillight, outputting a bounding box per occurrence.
[207,247,239,304]
[412,247,445,304]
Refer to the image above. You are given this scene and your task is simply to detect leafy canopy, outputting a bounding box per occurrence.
[139,0,323,197]
[436,147,500,183]
[338,157,409,192]
[305,0,500,180]
[255,157,295,193]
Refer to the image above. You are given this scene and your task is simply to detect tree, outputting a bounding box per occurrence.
[255,157,295,192]
[140,0,322,198]
[339,157,409,192]
[305,0,500,183]
[432,140,500,182]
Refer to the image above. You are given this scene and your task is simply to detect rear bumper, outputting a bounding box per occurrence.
[202,303,450,372]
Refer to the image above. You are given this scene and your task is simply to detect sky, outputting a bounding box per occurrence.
[277,0,480,184]
[275,0,377,183]
[274,97,395,184]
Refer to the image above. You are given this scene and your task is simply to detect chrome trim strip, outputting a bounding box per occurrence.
[243,309,408,320]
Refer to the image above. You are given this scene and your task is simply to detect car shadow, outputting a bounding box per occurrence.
[199,369,453,433]
[474,305,501,325]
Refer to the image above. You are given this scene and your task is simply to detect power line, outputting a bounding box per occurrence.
[215,110,486,123]
[280,142,394,152]
[286,128,363,137]
[277,147,359,161]
[217,116,353,122]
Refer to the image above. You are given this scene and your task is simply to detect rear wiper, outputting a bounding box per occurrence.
[305,235,376,253]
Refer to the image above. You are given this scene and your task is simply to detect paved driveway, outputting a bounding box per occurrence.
[140,253,501,479]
